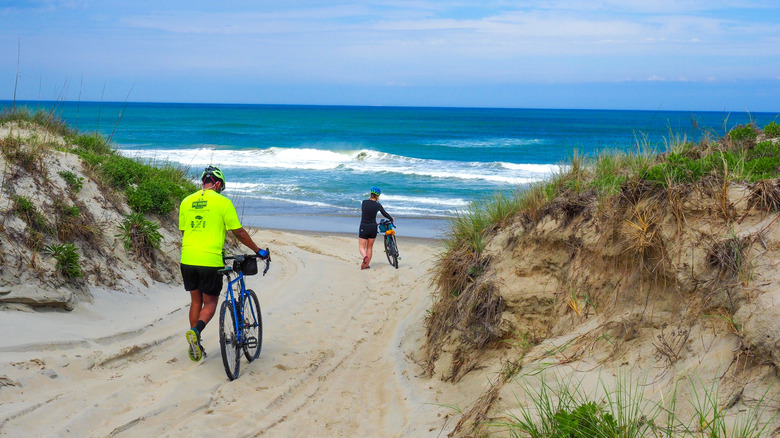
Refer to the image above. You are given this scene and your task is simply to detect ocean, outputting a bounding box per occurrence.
[4,101,779,237]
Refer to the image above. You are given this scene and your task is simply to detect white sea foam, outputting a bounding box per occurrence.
[119,146,556,184]
[380,194,468,207]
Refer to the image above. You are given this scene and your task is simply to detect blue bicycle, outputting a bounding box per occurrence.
[219,251,271,381]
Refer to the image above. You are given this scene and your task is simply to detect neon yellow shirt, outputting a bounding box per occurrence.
[179,189,242,267]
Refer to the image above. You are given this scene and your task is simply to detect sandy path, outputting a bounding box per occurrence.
[0,230,478,437]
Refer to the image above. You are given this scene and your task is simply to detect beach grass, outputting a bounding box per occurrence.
[2,105,197,217]
[489,372,774,437]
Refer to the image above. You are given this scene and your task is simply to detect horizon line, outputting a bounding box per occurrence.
[1,99,777,115]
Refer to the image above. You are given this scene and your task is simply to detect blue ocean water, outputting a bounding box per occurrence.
[3,101,779,236]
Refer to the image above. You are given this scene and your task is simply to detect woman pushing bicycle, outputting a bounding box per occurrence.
[358,186,393,270]
[179,166,270,362]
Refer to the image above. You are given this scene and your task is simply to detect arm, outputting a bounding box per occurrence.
[378,204,393,222]
[230,227,261,254]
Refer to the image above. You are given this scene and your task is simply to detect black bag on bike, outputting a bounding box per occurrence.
[234,256,258,276]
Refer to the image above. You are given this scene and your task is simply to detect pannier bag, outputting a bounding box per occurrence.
[378,221,393,233]
[234,256,258,276]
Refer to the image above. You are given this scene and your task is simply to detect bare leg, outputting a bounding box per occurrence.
[359,237,368,259]
[200,294,219,325]
[366,237,376,266]
[189,289,203,327]
[189,290,219,328]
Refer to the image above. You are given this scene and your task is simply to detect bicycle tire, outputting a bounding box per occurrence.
[384,235,394,266]
[389,235,399,269]
[242,289,263,362]
[219,300,241,381]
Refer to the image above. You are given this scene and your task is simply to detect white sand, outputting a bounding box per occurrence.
[0,229,484,437]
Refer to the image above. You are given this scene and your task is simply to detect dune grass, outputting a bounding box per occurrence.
[490,372,774,437]
[2,105,197,217]
[435,120,780,285]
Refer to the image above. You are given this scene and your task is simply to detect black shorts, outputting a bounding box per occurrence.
[180,264,223,296]
[359,222,378,239]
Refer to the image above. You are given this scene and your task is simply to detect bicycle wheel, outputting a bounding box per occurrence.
[384,235,394,266]
[219,300,241,381]
[242,289,263,362]
[389,235,399,269]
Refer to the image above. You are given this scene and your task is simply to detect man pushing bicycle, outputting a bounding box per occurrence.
[179,166,269,362]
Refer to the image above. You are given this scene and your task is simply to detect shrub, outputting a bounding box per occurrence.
[764,121,780,138]
[68,132,112,156]
[116,213,163,259]
[749,140,780,159]
[58,170,84,193]
[100,154,147,189]
[127,177,177,215]
[44,243,82,279]
[644,152,711,185]
[729,124,758,144]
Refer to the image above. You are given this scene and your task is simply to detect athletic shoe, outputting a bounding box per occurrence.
[361,257,369,269]
[186,329,202,362]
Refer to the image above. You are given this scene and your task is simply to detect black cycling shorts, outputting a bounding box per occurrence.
[359,222,378,239]
[180,264,223,296]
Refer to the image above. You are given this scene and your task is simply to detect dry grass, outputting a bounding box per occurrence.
[652,323,691,368]
[424,274,504,380]
[748,179,780,212]
[707,232,755,286]
[622,203,666,271]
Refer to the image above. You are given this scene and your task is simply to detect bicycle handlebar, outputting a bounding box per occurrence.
[223,248,272,276]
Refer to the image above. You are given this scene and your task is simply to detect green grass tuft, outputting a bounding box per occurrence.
[58,170,84,193]
[43,243,82,279]
[116,213,163,259]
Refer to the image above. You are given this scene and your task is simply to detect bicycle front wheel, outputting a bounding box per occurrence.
[242,289,263,362]
[219,300,241,381]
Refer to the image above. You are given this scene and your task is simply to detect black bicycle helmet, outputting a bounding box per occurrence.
[201,166,226,192]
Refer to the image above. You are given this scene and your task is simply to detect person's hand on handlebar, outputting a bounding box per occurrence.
[257,248,269,259]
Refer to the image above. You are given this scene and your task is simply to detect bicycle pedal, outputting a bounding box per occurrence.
[245,337,258,349]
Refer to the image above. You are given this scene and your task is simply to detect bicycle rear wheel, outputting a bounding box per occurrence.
[385,236,398,269]
[219,300,241,381]
[242,289,263,362]
[384,235,394,267]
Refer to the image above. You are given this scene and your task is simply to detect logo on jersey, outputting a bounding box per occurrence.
[192,200,207,209]
[190,215,206,229]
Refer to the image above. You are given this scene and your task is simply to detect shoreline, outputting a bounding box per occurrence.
[240,213,451,240]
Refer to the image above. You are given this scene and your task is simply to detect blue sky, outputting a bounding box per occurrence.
[2,1,779,111]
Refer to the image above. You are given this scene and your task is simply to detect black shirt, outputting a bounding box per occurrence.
[361,199,393,224]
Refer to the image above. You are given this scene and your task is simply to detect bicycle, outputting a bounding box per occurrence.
[218,250,271,381]
[379,219,399,269]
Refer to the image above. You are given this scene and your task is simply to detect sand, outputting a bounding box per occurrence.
[0,228,487,437]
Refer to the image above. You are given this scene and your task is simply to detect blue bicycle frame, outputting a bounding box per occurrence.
[225,272,251,342]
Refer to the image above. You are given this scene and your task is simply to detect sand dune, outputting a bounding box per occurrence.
[0,229,485,437]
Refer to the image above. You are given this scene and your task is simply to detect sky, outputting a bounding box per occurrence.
[1,0,779,111]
